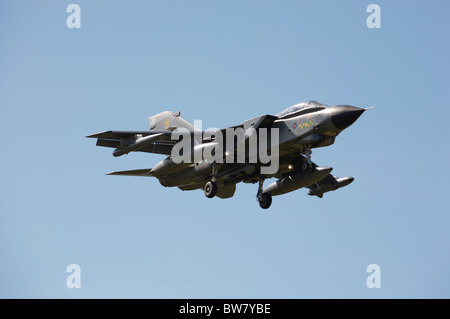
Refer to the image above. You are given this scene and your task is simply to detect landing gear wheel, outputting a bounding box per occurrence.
[204,181,217,198]
[258,193,272,209]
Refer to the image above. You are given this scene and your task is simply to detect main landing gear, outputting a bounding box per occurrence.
[204,163,221,198]
[257,179,272,209]
[204,180,217,198]
[203,163,272,209]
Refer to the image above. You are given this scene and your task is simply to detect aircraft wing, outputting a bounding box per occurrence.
[87,113,278,157]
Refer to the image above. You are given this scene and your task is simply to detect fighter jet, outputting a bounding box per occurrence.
[87,101,369,209]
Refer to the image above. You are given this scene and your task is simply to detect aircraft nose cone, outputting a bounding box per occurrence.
[331,105,365,131]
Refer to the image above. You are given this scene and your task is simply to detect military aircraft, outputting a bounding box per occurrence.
[87,101,369,209]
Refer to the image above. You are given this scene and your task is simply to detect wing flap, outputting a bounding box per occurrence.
[96,139,121,148]
[86,130,172,140]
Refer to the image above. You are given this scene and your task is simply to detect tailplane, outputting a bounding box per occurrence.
[107,169,153,177]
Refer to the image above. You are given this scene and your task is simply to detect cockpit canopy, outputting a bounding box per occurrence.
[275,101,325,118]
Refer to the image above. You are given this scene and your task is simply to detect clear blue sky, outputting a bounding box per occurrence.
[1,0,449,298]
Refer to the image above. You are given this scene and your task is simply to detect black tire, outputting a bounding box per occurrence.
[204,181,217,198]
[259,193,272,209]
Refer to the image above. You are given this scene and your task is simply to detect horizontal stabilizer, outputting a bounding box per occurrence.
[107,169,153,177]
[86,131,176,156]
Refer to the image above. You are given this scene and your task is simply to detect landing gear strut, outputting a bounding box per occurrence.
[301,146,314,172]
[257,179,272,209]
[204,163,221,198]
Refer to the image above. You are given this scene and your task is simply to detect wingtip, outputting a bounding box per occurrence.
[106,171,122,176]
[86,133,102,138]
[86,130,113,138]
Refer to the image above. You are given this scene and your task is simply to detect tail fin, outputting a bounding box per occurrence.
[147,111,198,132]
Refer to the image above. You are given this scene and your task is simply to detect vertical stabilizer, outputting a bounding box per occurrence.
[147,111,198,131]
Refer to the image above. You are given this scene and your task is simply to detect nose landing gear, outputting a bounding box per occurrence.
[257,179,272,209]
[258,192,272,209]
[301,146,314,172]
